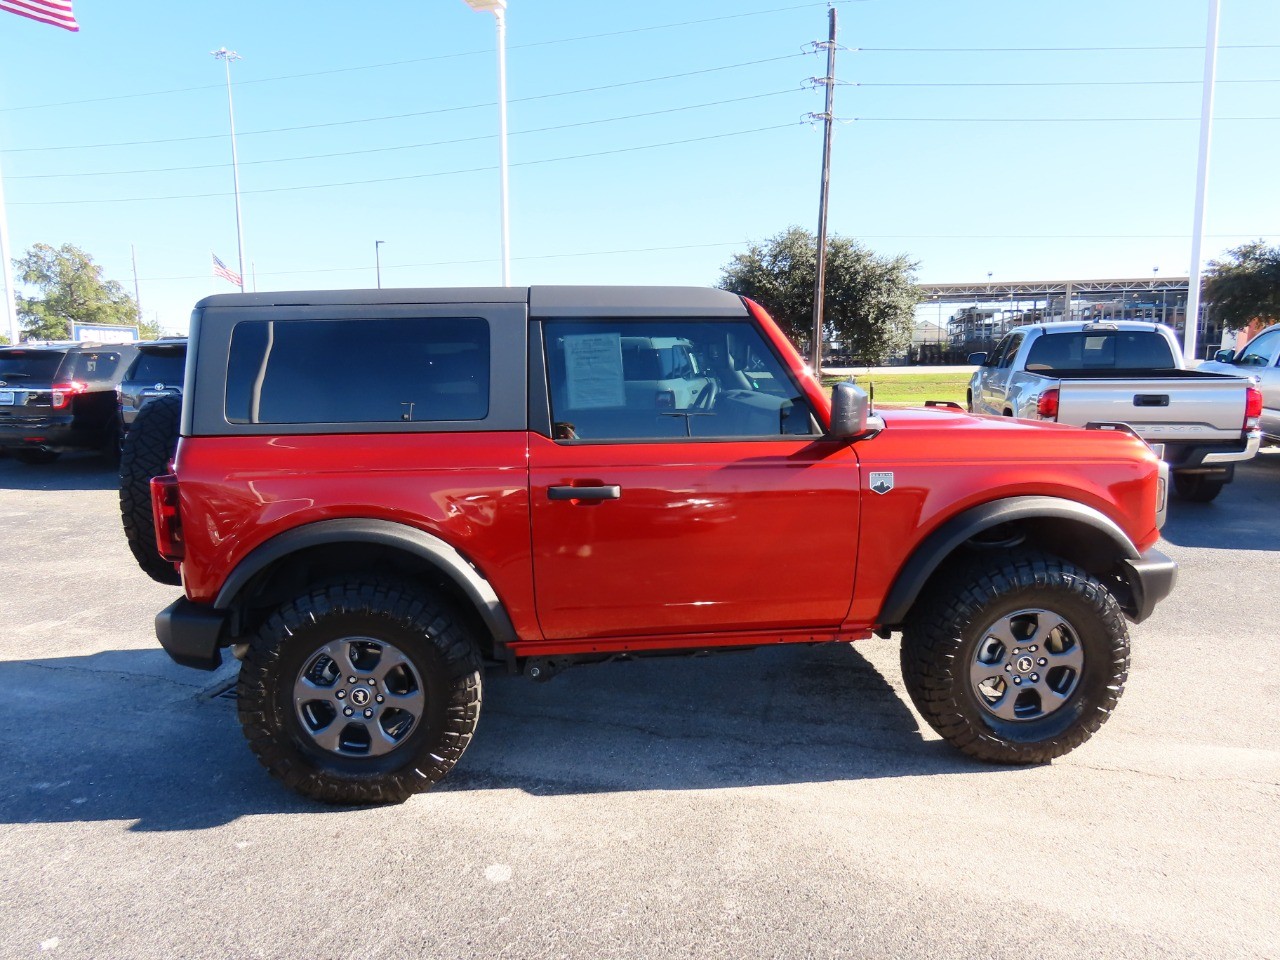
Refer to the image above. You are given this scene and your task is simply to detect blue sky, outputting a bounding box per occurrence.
[0,0,1276,334]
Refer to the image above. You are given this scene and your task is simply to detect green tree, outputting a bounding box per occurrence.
[1203,241,1280,331]
[13,242,159,340]
[718,226,922,365]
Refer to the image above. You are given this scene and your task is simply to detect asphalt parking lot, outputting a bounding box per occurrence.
[0,452,1277,960]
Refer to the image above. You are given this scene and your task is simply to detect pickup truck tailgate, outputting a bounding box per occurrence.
[1057,377,1246,442]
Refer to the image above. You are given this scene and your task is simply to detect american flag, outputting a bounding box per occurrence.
[0,0,78,31]
[212,253,242,288]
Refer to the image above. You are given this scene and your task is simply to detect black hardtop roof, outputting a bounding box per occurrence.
[194,285,747,318]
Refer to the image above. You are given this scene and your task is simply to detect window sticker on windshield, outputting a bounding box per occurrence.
[564,333,625,409]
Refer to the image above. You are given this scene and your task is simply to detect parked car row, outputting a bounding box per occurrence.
[0,337,186,463]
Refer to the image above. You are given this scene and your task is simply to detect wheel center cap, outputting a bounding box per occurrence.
[350,687,372,707]
[1015,655,1035,674]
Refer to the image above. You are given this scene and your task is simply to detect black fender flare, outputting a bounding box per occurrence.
[877,496,1141,627]
[214,518,519,653]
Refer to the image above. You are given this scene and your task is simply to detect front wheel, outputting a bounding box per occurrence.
[901,552,1129,764]
[237,577,483,804]
[1172,471,1225,503]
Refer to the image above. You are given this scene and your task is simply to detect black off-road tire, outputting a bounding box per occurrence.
[900,552,1130,764]
[118,395,182,585]
[237,577,483,804]
[1172,471,1225,503]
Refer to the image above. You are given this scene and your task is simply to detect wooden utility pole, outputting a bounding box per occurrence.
[810,7,838,379]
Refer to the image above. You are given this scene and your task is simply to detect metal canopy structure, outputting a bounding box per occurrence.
[920,277,1189,302]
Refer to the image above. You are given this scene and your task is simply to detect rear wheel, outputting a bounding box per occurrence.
[118,395,182,585]
[901,552,1129,764]
[236,577,483,804]
[1172,471,1225,503]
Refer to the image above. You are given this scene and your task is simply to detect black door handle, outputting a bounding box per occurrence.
[1133,394,1170,407]
[548,485,621,501]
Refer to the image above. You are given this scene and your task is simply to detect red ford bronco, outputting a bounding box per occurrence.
[146,287,1175,803]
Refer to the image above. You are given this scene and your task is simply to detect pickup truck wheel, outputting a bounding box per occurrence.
[118,394,182,585]
[237,577,483,804]
[901,553,1129,764]
[1172,472,1225,503]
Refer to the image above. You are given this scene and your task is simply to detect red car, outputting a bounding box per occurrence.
[144,286,1175,803]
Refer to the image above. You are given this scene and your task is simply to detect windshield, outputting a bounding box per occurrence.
[1024,332,1177,372]
[0,351,64,382]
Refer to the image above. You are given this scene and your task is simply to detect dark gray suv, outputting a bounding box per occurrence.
[118,338,187,432]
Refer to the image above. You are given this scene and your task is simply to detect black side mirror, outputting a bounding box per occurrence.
[829,381,869,439]
[968,352,988,366]
[1213,349,1235,363]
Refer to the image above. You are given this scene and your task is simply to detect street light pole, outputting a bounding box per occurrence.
[462,0,511,286]
[375,240,386,289]
[212,47,247,293]
[1184,0,1221,362]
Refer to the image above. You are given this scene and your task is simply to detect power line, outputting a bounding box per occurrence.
[1,54,806,155]
[9,123,801,206]
[855,77,1280,88]
[134,232,1280,282]
[856,44,1280,52]
[6,90,799,180]
[854,115,1279,122]
[0,1,844,114]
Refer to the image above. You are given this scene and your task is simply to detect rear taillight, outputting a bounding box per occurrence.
[50,381,88,411]
[150,473,185,563]
[1245,384,1263,429]
[1036,388,1060,420]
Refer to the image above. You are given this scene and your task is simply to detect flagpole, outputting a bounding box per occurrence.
[213,48,247,293]
[0,156,19,344]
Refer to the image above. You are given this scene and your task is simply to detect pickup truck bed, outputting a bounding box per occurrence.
[969,322,1261,501]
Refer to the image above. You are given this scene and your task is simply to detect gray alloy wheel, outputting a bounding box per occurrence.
[900,551,1129,764]
[237,577,482,804]
[968,608,1084,723]
[293,637,426,758]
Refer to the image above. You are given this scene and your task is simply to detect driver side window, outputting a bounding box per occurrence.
[1238,329,1280,367]
[544,319,816,442]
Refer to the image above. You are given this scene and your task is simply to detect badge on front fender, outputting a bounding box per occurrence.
[869,471,894,495]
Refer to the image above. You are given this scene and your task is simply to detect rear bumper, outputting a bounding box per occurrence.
[155,598,228,670]
[0,415,81,452]
[1118,548,1178,624]
[1164,432,1260,471]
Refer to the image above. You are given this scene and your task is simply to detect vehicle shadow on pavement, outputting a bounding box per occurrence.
[0,455,117,491]
[0,643,1003,828]
[1159,456,1280,552]
[0,651,317,831]
[443,642,1000,795]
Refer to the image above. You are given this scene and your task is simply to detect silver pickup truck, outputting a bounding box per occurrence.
[968,320,1262,502]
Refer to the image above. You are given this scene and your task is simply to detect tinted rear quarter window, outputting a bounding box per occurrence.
[225,316,489,424]
[67,351,124,382]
